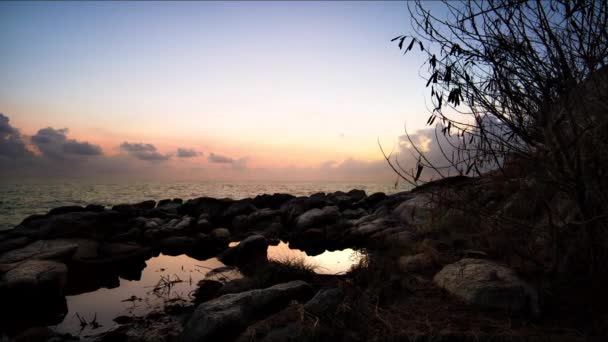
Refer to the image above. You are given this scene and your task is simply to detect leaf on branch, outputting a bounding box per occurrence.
[419,41,424,51]
[407,38,416,52]
[415,163,423,181]
[398,36,407,49]
[426,71,439,87]
[391,35,404,42]
[445,66,452,84]
[430,55,437,69]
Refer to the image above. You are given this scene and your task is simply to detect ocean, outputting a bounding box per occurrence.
[0,180,411,230]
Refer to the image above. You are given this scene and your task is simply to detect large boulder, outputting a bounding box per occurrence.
[219,235,268,268]
[181,280,313,342]
[1,259,68,297]
[179,197,233,223]
[294,206,340,231]
[433,258,539,315]
[0,239,78,264]
[393,193,434,225]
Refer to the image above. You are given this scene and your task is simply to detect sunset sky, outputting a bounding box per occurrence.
[0,1,440,181]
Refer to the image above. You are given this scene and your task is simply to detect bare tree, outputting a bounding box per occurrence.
[390,0,608,275]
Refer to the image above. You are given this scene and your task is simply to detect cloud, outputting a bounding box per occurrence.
[207,153,234,164]
[31,127,102,159]
[177,148,201,158]
[120,142,170,161]
[0,113,32,159]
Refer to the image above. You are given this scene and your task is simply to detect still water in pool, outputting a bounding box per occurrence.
[52,242,363,337]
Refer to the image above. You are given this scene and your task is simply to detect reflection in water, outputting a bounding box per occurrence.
[52,254,236,337]
[51,244,361,337]
[267,242,363,275]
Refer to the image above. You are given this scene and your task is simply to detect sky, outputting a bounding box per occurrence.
[0,1,443,182]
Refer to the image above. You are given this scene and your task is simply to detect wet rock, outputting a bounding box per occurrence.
[182,280,313,342]
[0,239,78,264]
[219,234,268,268]
[13,326,77,342]
[433,258,539,315]
[294,206,340,231]
[304,288,343,316]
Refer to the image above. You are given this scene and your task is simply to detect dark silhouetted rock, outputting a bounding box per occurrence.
[219,235,268,268]
[48,205,86,216]
[304,287,343,316]
[85,204,105,212]
[182,281,313,342]
[294,206,340,231]
[14,211,126,240]
[0,239,79,264]
[251,193,295,209]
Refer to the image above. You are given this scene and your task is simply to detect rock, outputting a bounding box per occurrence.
[179,197,233,223]
[143,216,195,239]
[95,242,151,264]
[0,236,31,254]
[304,288,343,316]
[210,228,231,243]
[219,235,268,268]
[386,231,415,249]
[13,326,73,342]
[433,258,539,315]
[347,189,367,201]
[181,280,313,342]
[251,193,295,210]
[193,279,224,303]
[221,201,258,222]
[342,208,367,219]
[196,217,213,233]
[363,192,388,208]
[48,205,86,216]
[85,204,105,212]
[0,239,79,264]
[294,206,340,231]
[398,253,434,273]
[393,193,434,225]
[13,211,126,240]
[1,259,68,300]
[159,236,196,254]
[231,209,282,235]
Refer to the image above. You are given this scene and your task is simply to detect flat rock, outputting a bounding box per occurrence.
[1,259,68,297]
[433,258,539,315]
[181,280,313,342]
[0,239,78,264]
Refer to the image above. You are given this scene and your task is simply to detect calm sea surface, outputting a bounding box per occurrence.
[0,180,410,230]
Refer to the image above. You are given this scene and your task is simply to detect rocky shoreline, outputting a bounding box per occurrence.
[0,178,584,341]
